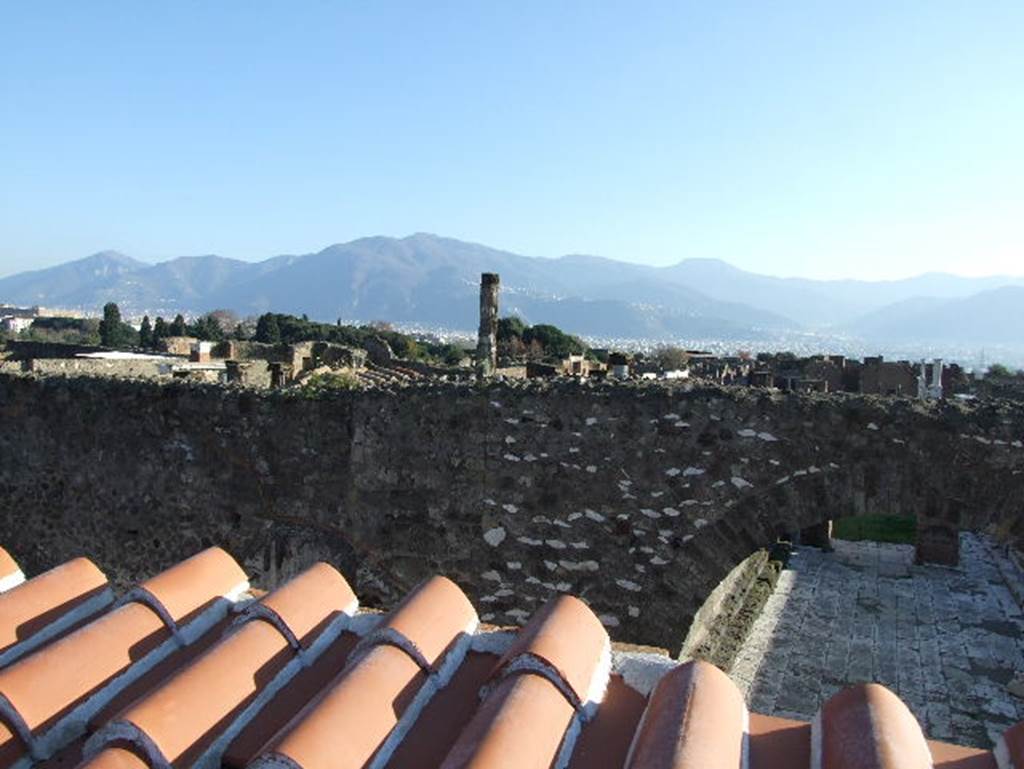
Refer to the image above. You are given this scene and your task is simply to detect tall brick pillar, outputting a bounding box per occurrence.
[476,273,499,378]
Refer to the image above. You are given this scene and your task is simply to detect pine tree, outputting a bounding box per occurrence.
[139,316,153,348]
[170,314,187,336]
[153,316,168,340]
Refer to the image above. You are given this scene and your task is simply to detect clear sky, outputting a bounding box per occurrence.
[1,1,1022,280]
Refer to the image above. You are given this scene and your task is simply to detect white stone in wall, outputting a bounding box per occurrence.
[731,476,753,489]
[758,432,778,441]
[616,579,642,592]
[585,509,605,522]
[683,466,705,476]
[599,614,621,627]
[503,503,519,514]
[483,527,506,547]
[665,467,681,477]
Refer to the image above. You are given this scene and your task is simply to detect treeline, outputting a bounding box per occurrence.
[249,313,466,366]
[14,304,468,367]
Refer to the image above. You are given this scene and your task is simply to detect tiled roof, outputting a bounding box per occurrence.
[0,546,1014,769]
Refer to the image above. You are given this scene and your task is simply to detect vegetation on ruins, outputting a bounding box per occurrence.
[300,370,363,393]
[496,315,589,362]
[653,345,690,371]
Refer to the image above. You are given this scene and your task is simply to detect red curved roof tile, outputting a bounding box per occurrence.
[251,577,478,769]
[439,596,611,769]
[0,558,111,666]
[85,563,356,769]
[814,683,932,769]
[624,660,747,769]
[127,547,249,630]
[488,595,610,708]
[0,548,249,767]
[76,747,149,769]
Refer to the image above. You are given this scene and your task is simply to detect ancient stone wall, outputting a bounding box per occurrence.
[1,373,1022,648]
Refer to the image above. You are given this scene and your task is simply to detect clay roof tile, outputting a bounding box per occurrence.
[77,746,151,769]
[356,575,478,670]
[0,549,25,593]
[489,595,609,708]
[250,577,478,769]
[623,660,747,769]
[815,683,932,769]
[244,562,357,649]
[0,557,112,666]
[438,598,612,769]
[84,562,355,769]
[129,547,248,629]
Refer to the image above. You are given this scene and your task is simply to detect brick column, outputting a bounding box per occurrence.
[476,273,500,378]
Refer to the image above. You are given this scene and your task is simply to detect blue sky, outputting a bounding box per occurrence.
[1,1,1021,280]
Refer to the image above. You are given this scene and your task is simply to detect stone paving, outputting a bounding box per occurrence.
[730,533,1024,749]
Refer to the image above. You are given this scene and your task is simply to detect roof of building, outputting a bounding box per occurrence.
[0,546,1014,769]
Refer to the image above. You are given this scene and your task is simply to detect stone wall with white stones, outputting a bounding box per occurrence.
[1,372,1023,648]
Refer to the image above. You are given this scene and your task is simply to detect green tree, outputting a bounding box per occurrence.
[170,314,187,336]
[139,316,153,348]
[255,313,281,343]
[99,302,126,347]
[988,363,1013,378]
[497,316,526,342]
[153,316,168,340]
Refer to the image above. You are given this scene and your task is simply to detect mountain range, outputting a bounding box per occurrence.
[2,233,1022,352]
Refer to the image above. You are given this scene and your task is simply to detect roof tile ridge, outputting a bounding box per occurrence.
[811,683,932,769]
[622,660,749,769]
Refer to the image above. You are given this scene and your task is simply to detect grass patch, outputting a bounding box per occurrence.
[832,514,916,545]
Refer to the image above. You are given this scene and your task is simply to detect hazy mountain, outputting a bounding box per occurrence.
[843,287,1024,344]
[1,234,1021,348]
[657,259,1024,327]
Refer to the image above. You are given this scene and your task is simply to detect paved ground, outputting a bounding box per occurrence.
[730,534,1024,749]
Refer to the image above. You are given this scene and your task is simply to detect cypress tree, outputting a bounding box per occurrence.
[139,316,153,348]
[98,302,124,347]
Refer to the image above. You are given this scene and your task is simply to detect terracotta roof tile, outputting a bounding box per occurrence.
[250,576,477,769]
[123,547,249,632]
[814,683,932,769]
[624,659,747,769]
[221,630,361,769]
[0,544,1014,769]
[439,595,611,769]
[487,595,610,709]
[0,548,248,767]
[0,551,24,594]
[0,558,112,668]
[84,562,356,769]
